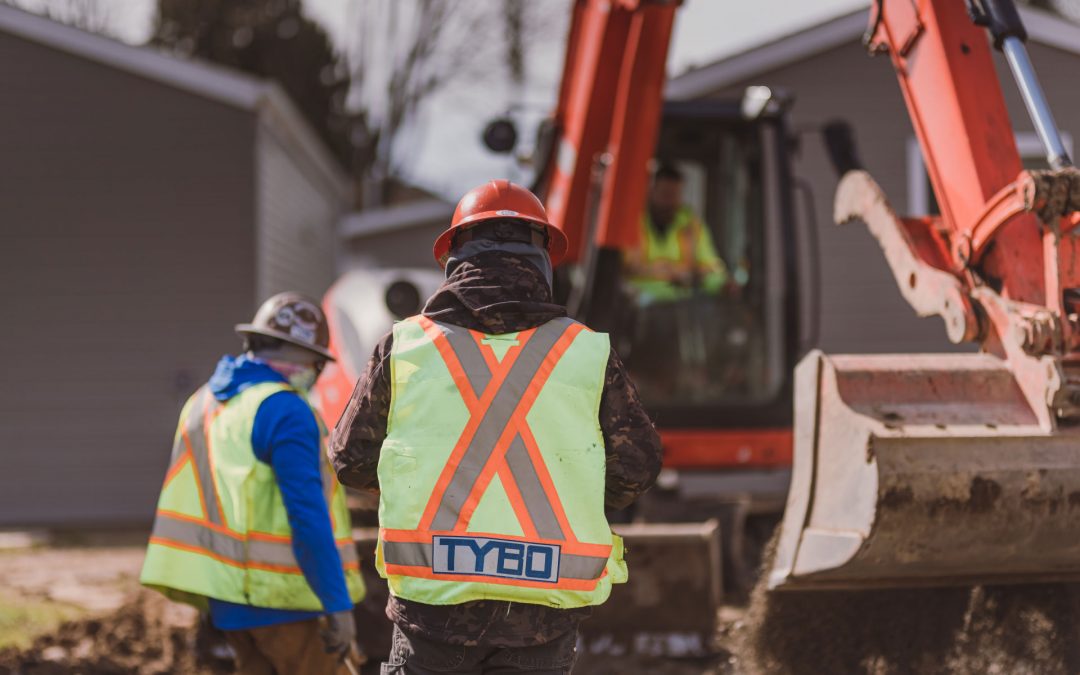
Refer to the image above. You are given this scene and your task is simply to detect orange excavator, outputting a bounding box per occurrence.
[533,0,1080,593]
[318,0,1080,658]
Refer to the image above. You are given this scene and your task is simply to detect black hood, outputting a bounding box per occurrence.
[422,251,566,334]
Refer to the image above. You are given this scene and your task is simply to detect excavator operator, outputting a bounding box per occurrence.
[622,164,736,398]
[624,163,729,305]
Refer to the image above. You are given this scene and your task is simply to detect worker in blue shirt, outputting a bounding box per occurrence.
[141,293,364,675]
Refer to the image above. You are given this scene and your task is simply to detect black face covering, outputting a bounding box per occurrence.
[649,205,677,237]
[445,219,554,290]
[445,239,553,290]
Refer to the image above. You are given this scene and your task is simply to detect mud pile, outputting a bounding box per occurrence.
[739,543,1080,674]
[0,590,220,675]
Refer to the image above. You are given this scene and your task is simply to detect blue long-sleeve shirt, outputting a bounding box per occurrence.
[205,355,353,630]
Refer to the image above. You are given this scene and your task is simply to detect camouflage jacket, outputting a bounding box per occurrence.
[329,250,663,647]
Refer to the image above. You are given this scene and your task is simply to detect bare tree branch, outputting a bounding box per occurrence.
[503,0,526,88]
[346,0,561,207]
[2,0,114,35]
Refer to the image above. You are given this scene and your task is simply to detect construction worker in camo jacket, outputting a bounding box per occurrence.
[330,181,663,674]
[141,293,365,675]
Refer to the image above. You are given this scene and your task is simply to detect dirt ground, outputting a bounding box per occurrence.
[737,580,1080,674]
[5,542,1080,674]
[733,534,1080,675]
[0,545,218,675]
[0,591,217,675]
[0,543,738,674]
[0,547,143,618]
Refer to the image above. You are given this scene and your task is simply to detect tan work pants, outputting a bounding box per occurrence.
[225,619,350,675]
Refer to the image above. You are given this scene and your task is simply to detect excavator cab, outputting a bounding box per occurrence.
[568,96,810,532]
[613,99,803,431]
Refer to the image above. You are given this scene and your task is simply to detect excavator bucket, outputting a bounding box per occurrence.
[769,351,1080,590]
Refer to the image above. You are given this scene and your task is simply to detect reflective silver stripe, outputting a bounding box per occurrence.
[383,540,430,567]
[163,387,207,481]
[185,388,224,526]
[249,538,357,569]
[433,321,492,397]
[248,539,300,567]
[151,513,246,562]
[381,539,608,581]
[430,319,573,531]
[153,514,358,571]
[559,553,608,580]
[339,541,359,564]
[505,435,565,541]
[167,412,188,467]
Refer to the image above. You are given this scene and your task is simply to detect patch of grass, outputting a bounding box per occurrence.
[0,592,85,651]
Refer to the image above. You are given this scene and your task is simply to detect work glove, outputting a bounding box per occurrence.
[320,609,357,657]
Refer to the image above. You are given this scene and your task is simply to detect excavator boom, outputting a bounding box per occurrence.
[544,0,677,258]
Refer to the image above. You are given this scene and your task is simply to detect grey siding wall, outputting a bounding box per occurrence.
[254,120,342,301]
[0,34,256,526]
[705,39,1080,354]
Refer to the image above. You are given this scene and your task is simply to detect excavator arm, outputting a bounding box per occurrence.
[543,0,678,261]
[771,0,1080,590]
[856,0,1080,426]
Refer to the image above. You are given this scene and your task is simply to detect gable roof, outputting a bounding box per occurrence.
[0,3,347,193]
[667,5,1080,100]
[339,199,454,242]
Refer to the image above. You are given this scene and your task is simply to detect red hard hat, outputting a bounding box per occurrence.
[433,180,569,267]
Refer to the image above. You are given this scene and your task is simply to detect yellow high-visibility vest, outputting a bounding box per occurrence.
[629,206,728,302]
[140,382,365,611]
[377,316,627,609]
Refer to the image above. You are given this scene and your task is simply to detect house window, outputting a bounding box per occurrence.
[906,131,1074,216]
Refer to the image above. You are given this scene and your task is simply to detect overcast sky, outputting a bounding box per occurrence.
[303,0,871,76]
[296,0,869,197]
[33,0,870,199]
